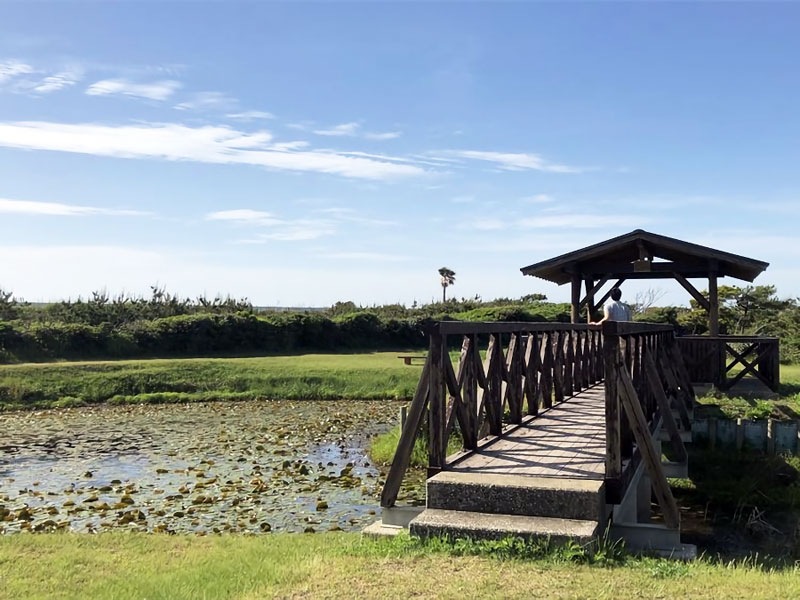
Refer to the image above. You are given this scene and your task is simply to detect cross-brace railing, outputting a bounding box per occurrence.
[379,320,695,526]
[602,321,694,528]
[380,321,605,508]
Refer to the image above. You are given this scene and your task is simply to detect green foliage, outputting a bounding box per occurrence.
[369,425,462,467]
[0,352,420,410]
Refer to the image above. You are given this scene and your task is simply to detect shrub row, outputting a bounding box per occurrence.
[0,306,571,363]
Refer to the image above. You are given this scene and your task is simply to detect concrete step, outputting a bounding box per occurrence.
[409,508,600,545]
[427,471,606,521]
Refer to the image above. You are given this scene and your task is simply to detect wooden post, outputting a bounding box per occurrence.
[603,322,621,482]
[571,275,581,324]
[584,277,595,324]
[708,273,719,336]
[428,330,445,476]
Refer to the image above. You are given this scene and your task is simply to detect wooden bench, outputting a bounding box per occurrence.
[397,355,426,366]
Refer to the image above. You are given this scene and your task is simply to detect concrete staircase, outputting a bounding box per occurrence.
[409,471,609,543]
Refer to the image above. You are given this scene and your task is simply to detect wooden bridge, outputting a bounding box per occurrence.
[375,320,696,554]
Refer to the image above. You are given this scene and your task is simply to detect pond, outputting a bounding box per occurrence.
[0,400,423,534]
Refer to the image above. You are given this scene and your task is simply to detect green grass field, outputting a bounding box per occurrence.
[0,532,798,600]
[0,352,423,411]
[3,351,800,418]
[695,363,800,419]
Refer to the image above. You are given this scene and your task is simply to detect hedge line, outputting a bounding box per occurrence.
[0,305,571,363]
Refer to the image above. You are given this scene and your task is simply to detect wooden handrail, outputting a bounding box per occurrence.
[381,321,608,508]
[380,320,693,511]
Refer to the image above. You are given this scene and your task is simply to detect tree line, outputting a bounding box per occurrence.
[0,284,798,364]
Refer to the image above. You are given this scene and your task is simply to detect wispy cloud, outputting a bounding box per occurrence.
[174,91,237,111]
[32,67,84,93]
[0,60,34,83]
[226,110,275,121]
[439,150,584,173]
[86,78,181,101]
[313,121,402,140]
[0,197,149,217]
[207,208,335,242]
[521,193,555,203]
[314,122,361,137]
[206,209,282,226]
[0,121,426,180]
[363,131,402,140]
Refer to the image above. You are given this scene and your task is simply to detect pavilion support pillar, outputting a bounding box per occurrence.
[584,278,595,324]
[708,274,719,336]
[570,275,581,324]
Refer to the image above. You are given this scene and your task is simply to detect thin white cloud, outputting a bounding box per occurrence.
[207,208,335,242]
[0,121,426,180]
[174,91,237,111]
[226,110,275,121]
[86,78,181,101]
[206,209,281,226]
[364,131,402,140]
[314,122,361,136]
[0,197,149,217]
[0,61,33,83]
[31,67,84,93]
[313,122,401,141]
[441,150,583,174]
[521,194,554,203]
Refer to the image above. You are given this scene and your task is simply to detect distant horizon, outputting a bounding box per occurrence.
[1,3,797,307]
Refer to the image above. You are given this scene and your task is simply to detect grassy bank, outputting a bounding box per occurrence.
[0,352,421,411]
[695,364,800,419]
[1,532,799,599]
[3,351,800,417]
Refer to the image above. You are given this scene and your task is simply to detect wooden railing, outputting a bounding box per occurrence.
[676,335,779,392]
[601,321,694,526]
[379,319,696,527]
[380,321,605,508]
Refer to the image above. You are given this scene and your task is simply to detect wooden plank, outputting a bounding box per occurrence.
[428,332,445,473]
[571,275,581,323]
[603,330,622,480]
[553,330,565,404]
[645,351,688,462]
[672,272,711,311]
[380,355,431,507]
[443,346,472,448]
[618,363,681,529]
[438,321,600,335]
[564,330,575,396]
[540,332,554,409]
[483,335,504,436]
[596,278,627,307]
[523,332,540,415]
[708,273,719,336]
[658,351,692,431]
[579,275,610,308]
[573,330,584,392]
[725,344,775,389]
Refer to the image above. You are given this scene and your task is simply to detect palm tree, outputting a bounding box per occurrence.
[438,267,456,303]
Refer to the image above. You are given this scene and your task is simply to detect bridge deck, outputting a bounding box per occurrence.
[449,384,606,480]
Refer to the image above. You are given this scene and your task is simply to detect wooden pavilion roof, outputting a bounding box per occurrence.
[520,229,768,285]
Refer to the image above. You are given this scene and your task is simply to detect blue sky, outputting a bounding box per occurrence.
[1,2,798,306]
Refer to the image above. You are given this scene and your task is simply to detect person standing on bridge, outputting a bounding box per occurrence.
[592,287,632,324]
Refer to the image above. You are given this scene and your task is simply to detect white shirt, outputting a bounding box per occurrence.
[604,299,632,321]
